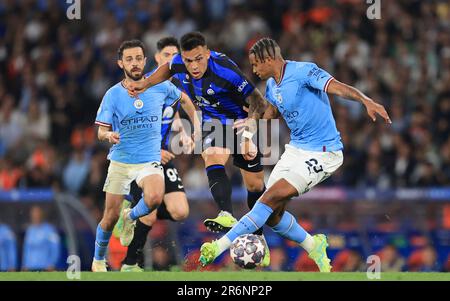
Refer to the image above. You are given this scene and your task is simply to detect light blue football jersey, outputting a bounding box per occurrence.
[95,80,181,164]
[265,61,343,152]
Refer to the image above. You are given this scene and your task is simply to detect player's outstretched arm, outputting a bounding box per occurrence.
[127,63,171,96]
[97,125,120,144]
[179,92,202,142]
[327,79,392,124]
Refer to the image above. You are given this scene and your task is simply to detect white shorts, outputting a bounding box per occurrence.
[103,160,164,195]
[267,144,344,195]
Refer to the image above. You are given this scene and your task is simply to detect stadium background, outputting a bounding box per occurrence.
[0,0,449,273]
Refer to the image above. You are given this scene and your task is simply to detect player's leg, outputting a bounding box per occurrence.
[92,192,124,271]
[93,161,133,271]
[121,164,188,272]
[199,178,295,266]
[239,167,272,266]
[121,163,165,246]
[202,147,237,232]
[157,163,189,221]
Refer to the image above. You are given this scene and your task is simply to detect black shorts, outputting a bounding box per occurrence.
[162,162,185,194]
[201,121,263,173]
[129,162,185,204]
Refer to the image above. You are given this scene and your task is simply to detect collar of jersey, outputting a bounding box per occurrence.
[275,62,288,86]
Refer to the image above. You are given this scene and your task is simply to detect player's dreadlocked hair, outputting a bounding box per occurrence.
[249,38,279,62]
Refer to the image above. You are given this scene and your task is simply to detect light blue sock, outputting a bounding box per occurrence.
[271,211,308,243]
[225,201,273,242]
[129,196,152,220]
[94,224,112,260]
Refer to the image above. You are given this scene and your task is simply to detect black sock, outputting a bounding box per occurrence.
[248,187,266,235]
[122,219,151,266]
[206,165,233,214]
[156,202,175,221]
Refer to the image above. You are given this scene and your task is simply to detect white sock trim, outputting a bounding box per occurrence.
[300,234,315,253]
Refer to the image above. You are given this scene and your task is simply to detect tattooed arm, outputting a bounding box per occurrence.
[244,88,268,135]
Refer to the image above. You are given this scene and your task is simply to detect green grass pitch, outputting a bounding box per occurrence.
[1,271,449,281]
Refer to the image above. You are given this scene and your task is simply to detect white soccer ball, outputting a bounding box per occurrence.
[230,234,265,269]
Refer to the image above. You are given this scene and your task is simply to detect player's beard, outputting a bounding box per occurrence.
[124,68,143,81]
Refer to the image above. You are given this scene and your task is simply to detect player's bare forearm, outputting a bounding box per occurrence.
[263,103,280,119]
[180,93,201,137]
[327,79,370,105]
[144,63,171,88]
[245,89,267,134]
[247,88,267,121]
[127,63,171,96]
[97,125,120,144]
[327,79,392,123]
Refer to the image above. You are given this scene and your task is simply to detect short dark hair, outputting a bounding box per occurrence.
[118,39,146,60]
[180,32,206,51]
[156,36,180,52]
[249,38,279,62]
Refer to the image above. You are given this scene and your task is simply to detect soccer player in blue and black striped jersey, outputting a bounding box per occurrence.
[127,32,270,265]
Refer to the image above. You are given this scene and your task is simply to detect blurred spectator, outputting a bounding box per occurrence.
[332,249,365,272]
[379,245,405,272]
[22,206,61,271]
[62,147,90,195]
[0,223,17,271]
[407,245,440,272]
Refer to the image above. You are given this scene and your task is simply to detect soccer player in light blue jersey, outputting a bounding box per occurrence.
[92,40,183,272]
[199,38,391,272]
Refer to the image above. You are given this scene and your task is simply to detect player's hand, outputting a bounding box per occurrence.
[233,118,248,135]
[180,131,194,154]
[125,80,146,97]
[107,132,120,144]
[364,98,392,124]
[161,149,175,164]
[241,139,257,161]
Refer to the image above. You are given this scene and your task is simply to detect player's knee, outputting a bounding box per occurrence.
[245,180,265,192]
[171,207,189,221]
[143,191,164,207]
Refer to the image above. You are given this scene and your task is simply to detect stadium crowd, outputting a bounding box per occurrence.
[0,0,449,271]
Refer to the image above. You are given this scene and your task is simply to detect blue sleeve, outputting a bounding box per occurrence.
[164,82,182,106]
[47,226,61,267]
[95,89,114,127]
[224,63,255,100]
[301,63,334,92]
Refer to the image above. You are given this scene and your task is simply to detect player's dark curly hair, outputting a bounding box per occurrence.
[180,32,206,51]
[156,36,180,52]
[118,39,146,60]
[249,38,279,62]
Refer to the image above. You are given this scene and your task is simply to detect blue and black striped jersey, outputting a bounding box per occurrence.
[169,51,254,124]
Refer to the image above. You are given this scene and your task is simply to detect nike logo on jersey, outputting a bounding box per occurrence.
[248,163,259,168]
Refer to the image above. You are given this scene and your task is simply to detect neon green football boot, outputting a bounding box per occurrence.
[308,234,332,272]
[120,264,144,272]
[203,211,238,233]
[199,241,220,267]
[112,198,132,238]
[258,235,271,267]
